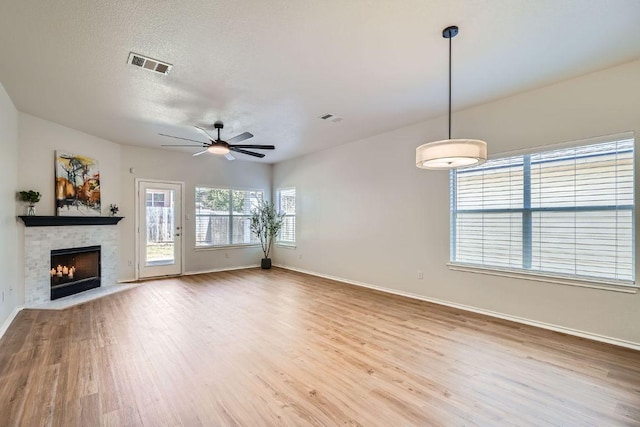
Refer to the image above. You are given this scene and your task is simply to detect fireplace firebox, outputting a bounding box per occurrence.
[50,245,101,300]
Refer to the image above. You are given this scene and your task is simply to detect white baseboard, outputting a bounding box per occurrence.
[117,265,261,283]
[275,264,640,352]
[0,305,23,341]
[184,264,260,276]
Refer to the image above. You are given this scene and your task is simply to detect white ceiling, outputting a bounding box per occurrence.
[1,0,639,163]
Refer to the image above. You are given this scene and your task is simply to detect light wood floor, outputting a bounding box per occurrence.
[1,268,639,426]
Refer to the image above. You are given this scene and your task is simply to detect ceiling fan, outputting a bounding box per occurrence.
[160,121,275,160]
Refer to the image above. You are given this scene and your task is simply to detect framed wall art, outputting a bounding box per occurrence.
[55,151,101,216]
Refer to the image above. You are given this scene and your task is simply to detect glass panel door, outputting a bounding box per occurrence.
[137,180,182,278]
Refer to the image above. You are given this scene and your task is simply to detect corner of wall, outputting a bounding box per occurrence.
[0,80,21,331]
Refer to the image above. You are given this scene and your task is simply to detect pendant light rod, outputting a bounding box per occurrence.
[448,33,451,139]
[443,25,458,140]
[415,25,487,170]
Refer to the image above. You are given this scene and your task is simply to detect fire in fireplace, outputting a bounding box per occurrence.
[50,245,101,300]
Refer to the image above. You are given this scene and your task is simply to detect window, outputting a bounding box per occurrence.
[450,133,635,287]
[277,188,296,244]
[146,191,166,207]
[195,187,263,247]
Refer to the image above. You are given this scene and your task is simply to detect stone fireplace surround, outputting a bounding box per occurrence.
[23,222,119,307]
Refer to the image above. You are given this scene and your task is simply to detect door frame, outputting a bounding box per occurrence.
[134,178,185,280]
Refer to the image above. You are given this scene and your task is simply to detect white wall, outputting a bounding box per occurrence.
[15,114,273,282]
[273,59,640,346]
[18,113,123,216]
[118,146,272,280]
[16,113,123,301]
[0,82,19,330]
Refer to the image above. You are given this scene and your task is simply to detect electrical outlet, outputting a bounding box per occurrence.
[417,271,423,279]
[299,254,302,260]
[225,252,229,259]
[128,260,133,267]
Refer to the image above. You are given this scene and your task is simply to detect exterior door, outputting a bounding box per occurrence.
[137,180,183,278]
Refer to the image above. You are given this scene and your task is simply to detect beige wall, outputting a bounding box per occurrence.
[272,59,640,346]
[118,146,271,280]
[0,82,19,329]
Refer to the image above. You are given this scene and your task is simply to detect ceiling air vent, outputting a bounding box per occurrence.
[127,52,172,75]
[319,113,343,123]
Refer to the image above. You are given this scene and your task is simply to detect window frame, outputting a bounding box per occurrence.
[448,133,636,293]
[146,191,167,207]
[194,186,264,250]
[276,187,296,247]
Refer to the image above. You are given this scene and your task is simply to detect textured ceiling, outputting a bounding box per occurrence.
[1,0,639,163]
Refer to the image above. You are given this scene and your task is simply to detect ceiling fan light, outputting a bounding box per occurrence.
[208,145,230,155]
[416,139,487,170]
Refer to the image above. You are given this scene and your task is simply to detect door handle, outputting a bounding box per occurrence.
[175,233,180,237]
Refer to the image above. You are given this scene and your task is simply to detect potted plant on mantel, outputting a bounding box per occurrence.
[250,201,285,269]
[18,190,41,216]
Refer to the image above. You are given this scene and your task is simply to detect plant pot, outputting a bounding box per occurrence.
[261,258,272,269]
[26,205,36,216]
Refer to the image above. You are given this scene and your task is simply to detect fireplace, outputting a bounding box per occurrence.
[50,245,101,300]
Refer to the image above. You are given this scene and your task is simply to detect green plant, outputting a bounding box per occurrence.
[250,201,285,259]
[18,190,41,205]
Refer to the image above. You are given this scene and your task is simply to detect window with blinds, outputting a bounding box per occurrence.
[450,133,635,287]
[195,187,263,247]
[277,187,296,244]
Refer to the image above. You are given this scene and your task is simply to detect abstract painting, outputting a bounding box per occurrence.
[55,151,101,216]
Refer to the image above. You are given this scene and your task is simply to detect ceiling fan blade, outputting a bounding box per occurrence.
[227,132,253,144]
[230,148,265,158]
[162,144,207,147]
[229,144,275,150]
[194,126,216,141]
[192,149,209,156]
[224,153,236,161]
[159,133,207,144]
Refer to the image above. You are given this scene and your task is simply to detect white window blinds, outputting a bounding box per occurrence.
[451,134,635,286]
[277,188,296,244]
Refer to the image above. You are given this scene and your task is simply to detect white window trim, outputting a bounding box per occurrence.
[275,242,297,249]
[487,131,635,159]
[195,243,261,251]
[276,186,296,245]
[447,262,637,294]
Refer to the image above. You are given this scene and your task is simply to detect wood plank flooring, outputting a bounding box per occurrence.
[1,267,639,426]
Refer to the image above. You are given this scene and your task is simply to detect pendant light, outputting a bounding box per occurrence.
[416,26,487,170]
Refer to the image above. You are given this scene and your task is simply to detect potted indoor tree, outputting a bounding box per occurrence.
[250,201,285,269]
[18,190,41,216]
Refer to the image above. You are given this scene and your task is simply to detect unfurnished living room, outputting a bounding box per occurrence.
[1,1,640,425]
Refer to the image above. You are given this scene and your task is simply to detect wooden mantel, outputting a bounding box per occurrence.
[18,216,124,227]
